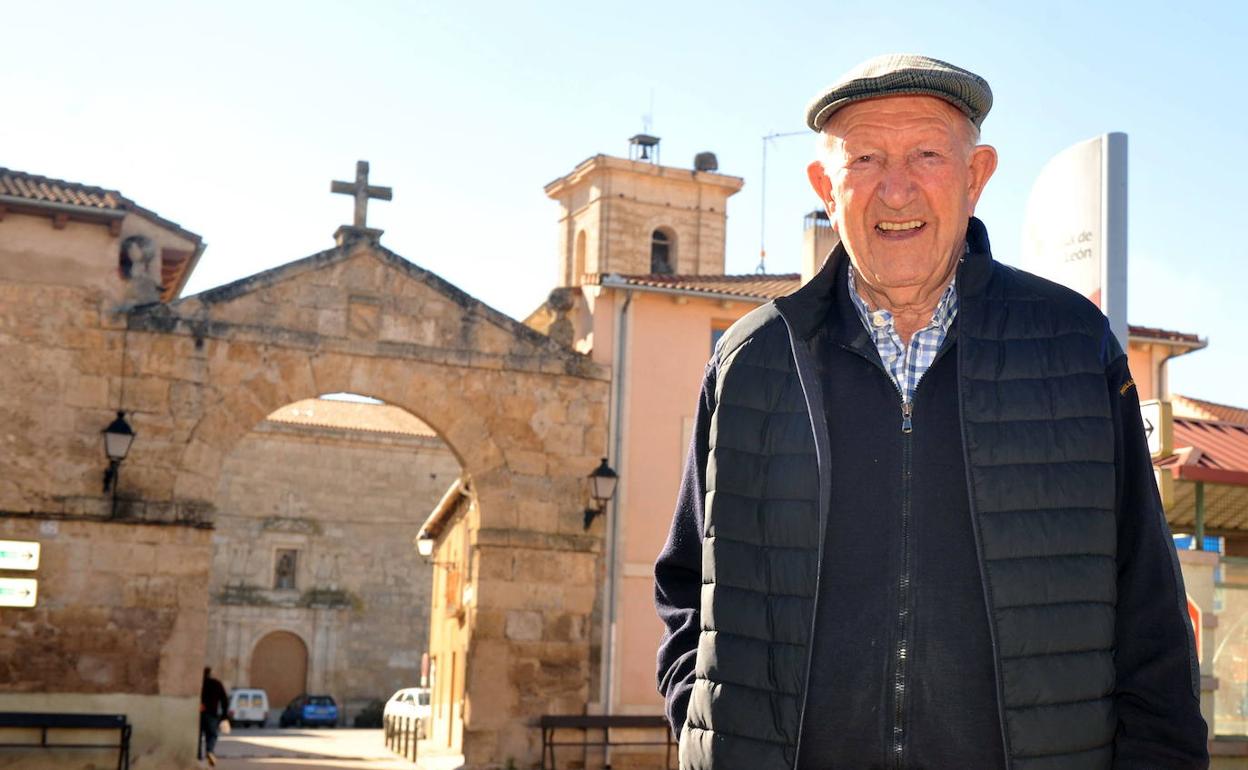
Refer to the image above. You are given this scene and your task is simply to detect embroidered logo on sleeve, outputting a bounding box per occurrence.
[1119,378,1136,396]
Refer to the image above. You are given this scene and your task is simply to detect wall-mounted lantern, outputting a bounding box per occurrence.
[415,532,435,558]
[582,457,619,530]
[102,411,135,516]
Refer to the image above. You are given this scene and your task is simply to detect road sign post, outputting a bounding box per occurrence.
[1140,400,1173,459]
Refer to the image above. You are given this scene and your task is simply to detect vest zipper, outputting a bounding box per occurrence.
[843,346,938,769]
[893,390,913,769]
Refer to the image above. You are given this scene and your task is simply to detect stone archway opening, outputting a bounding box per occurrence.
[204,391,464,727]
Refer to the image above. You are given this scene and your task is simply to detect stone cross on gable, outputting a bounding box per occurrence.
[331,160,392,230]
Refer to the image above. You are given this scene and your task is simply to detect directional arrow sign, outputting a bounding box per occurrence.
[1140,400,1173,460]
[0,540,40,571]
[0,578,37,608]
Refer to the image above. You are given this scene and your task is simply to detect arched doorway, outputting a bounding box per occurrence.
[251,631,308,712]
[206,393,462,726]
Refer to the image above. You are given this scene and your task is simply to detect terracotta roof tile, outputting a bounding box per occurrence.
[1172,395,1248,425]
[588,272,801,301]
[265,398,438,438]
[0,168,125,210]
[1169,418,1248,474]
[1128,324,1204,346]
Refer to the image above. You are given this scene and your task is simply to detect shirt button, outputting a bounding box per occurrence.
[871,313,886,328]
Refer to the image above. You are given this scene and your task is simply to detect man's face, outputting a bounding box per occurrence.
[811,96,997,295]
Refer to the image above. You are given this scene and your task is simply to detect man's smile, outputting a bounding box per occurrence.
[875,219,927,238]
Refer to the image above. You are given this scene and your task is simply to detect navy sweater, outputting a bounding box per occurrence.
[655,263,1207,767]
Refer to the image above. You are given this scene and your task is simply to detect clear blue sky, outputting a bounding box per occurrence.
[5,1,1244,404]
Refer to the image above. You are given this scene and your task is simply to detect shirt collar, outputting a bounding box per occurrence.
[847,267,958,338]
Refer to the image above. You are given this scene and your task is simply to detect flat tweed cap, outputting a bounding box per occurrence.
[805,53,992,132]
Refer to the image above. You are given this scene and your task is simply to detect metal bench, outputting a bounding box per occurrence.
[539,714,673,770]
[0,711,131,770]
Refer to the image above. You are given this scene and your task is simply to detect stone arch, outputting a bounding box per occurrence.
[169,347,507,519]
[125,242,610,768]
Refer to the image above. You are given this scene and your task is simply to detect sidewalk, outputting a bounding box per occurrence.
[209,728,464,770]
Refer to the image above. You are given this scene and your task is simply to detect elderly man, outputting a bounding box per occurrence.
[655,54,1208,769]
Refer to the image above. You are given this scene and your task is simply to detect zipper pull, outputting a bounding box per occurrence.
[901,401,913,434]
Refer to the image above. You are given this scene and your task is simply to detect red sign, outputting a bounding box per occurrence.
[1187,595,1202,664]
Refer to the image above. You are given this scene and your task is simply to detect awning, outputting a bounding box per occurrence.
[1159,418,1248,536]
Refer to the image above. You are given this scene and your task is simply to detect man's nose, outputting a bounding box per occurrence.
[877,163,917,209]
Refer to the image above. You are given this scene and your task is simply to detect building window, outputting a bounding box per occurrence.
[711,321,732,355]
[274,549,298,590]
[651,229,674,274]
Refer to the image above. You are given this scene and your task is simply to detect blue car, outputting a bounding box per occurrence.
[279,694,339,728]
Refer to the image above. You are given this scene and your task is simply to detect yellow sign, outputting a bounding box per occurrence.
[0,540,40,571]
[0,578,37,608]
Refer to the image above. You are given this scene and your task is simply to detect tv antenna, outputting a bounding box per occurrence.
[758,130,807,273]
[643,89,655,134]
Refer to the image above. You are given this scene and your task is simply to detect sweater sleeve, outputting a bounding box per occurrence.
[1109,355,1209,768]
[654,361,715,737]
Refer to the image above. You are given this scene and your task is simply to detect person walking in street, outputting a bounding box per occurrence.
[200,666,229,766]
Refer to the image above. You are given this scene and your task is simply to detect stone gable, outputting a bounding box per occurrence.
[169,243,597,378]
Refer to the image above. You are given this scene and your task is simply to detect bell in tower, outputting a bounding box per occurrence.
[628,134,661,165]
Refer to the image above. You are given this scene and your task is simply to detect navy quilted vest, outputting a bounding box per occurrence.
[681,220,1119,770]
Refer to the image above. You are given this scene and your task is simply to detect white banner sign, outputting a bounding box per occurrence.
[1020,133,1128,348]
[0,540,40,571]
[0,578,37,608]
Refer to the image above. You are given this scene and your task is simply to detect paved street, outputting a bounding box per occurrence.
[207,728,463,770]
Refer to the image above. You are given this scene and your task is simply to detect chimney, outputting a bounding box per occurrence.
[802,210,839,284]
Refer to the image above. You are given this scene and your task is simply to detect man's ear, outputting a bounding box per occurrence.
[965,144,998,214]
[806,161,835,216]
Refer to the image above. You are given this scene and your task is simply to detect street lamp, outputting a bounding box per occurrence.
[582,457,619,530]
[415,532,435,558]
[102,411,135,516]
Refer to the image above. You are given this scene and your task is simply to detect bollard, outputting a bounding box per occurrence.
[408,716,418,761]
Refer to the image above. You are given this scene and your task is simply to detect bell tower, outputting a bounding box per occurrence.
[544,137,744,286]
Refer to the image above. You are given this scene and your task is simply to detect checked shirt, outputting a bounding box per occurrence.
[847,267,958,405]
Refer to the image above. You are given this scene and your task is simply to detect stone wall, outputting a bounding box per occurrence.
[0,517,209,769]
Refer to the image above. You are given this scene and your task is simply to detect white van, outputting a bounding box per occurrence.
[384,687,431,737]
[229,688,270,728]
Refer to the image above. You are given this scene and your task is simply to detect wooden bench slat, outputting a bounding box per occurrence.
[0,712,127,729]
[538,714,673,770]
[0,712,130,770]
[539,715,669,729]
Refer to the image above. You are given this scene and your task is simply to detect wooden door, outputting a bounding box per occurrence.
[250,631,308,713]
